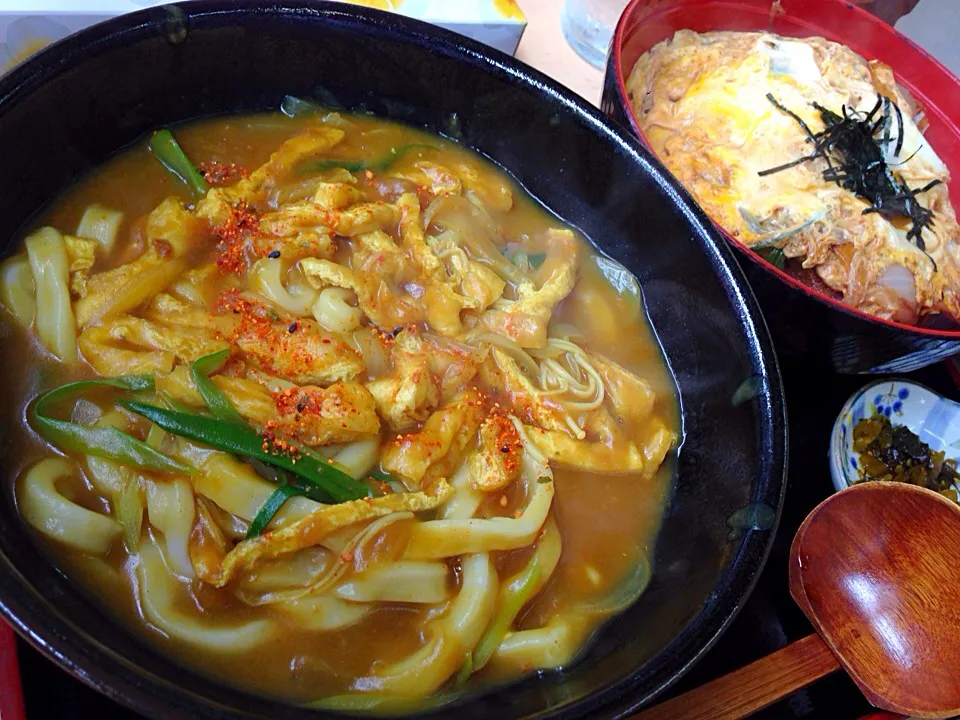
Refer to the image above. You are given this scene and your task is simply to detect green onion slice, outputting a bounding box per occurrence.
[120,400,371,503]
[191,349,247,426]
[245,484,303,539]
[30,376,192,474]
[149,129,210,198]
[472,554,542,672]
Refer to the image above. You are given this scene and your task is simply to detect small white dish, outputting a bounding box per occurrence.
[830,379,960,494]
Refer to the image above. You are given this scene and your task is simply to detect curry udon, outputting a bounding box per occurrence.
[0,105,678,708]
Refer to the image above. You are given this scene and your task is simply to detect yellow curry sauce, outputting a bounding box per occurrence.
[1,112,678,705]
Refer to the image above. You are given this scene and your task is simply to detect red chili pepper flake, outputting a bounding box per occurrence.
[152,238,173,258]
[415,184,435,210]
[258,424,303,461]
[216,289,273,344]
[214,201,260,275]
[199,161,249,185]
[273,385,349,430]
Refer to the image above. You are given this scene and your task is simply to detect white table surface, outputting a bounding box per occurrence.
[515,0,604,106]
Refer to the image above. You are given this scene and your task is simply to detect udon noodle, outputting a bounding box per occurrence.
[0,104,678,707]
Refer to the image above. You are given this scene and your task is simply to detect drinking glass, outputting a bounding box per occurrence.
[561,0,631,69]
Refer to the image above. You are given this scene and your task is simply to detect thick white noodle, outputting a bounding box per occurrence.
[76,204,123,252]
[137,537,274,652]
[248,257,318,316]
[403,448,554,560]
[19,458,121,554]
[0,254,36,327]
[25,227,77,362]
[145,477,196,580]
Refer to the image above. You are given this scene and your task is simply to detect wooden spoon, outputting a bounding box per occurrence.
[636,482,960,720]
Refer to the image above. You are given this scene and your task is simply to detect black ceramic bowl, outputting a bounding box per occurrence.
[602,0,960,375]
[0,3,787,718]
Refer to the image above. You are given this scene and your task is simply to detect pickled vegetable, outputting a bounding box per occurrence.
[852,414,959,503]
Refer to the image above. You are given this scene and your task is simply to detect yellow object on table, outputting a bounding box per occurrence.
[0,0,529,74]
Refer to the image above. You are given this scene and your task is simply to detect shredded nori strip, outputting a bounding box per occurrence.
[760,94,941,264]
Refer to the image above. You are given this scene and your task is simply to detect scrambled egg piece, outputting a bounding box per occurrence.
[313,181,364,210]
[201,481,452,587]
[470,413,523,492]
[75,199,200,327]
[63,235,97,298]
[155,366,277,421]
[79,324,176,376]
[424,336,483,402]
[145,294,227,331]
[237,320,365,386]
[75,252,184,328]
[219,294,365,385]
[526,419,676,477]
[260,201,400,239]
[271,382,381,445]
[477,231,580,348]
[427,231,506,312]
[397,192,477,336]
[196,127,347,226]
[593,353,656,425]
[459,261,505,311]
[147,197,202,255]
[627,30,960,324]
[381,389,484,488]
[366,331,441,431]
[103,315,227,364]
[301,257,424,329]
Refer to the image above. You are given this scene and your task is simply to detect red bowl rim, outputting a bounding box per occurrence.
[609,0,960,339]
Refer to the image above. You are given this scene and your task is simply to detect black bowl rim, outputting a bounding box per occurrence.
[0,2,788,718]
[607,0,960,340]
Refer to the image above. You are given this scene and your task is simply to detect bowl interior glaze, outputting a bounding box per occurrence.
[0,3,786,718]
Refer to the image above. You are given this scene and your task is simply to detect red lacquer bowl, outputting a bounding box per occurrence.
[0,620,25,720]
[602,0,960,373]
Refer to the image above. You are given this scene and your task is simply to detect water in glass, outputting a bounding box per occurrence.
[561,0,630,69]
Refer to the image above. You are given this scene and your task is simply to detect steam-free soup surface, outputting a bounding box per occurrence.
[0,110,678,707]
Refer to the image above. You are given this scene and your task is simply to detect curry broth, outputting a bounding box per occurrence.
[3,112,678,703]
